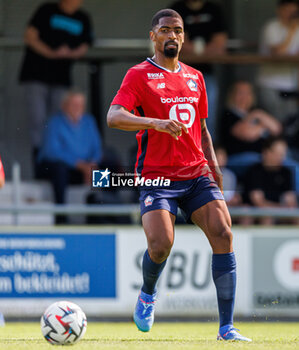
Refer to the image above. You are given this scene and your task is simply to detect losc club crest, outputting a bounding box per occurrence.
[92,168,111,188]
[187,79,198,92]
[144,195,154,207]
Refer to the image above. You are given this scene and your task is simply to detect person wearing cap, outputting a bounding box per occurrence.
[257,0,299,121]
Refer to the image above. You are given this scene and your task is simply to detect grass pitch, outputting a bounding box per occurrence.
[0,322,298,349]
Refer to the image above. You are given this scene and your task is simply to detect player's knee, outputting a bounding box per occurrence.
[149,237,173,263]
[151,247,171,263]
[218,226,233,244]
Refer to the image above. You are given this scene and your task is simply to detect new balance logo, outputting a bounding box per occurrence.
[157,83,165,89]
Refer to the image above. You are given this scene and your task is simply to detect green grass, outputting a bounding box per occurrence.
[0,322,298,349]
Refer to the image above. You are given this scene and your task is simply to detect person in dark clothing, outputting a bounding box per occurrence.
[284,103,299,161]
[219,81,282,175]
[19,0,93,170]
[169,0,228,140]
[242,136,298,225]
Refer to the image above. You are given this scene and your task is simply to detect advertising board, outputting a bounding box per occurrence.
[118,228,252,316]
[0,233,116,298]
[252,234,299,316]
[0,227,297,318]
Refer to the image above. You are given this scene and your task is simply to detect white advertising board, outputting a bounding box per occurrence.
[251,228,299,317]
[117,227,252,317]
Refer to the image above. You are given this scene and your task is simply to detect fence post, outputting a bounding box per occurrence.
[12,162,21,225]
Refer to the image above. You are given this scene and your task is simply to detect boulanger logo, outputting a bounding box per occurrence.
[273,240,299,290]
[169,103,195,128]
[92,168,111,188]
[161,96,199,104]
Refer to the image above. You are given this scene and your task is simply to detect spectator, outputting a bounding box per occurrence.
[215,146,241,207]
[19,0,93,172]
[257,0,299,120]
[219,81,282,176]
[283,100,299,160]
[38,90,102,223]
[242,137,298,225]
[169,0,227,140]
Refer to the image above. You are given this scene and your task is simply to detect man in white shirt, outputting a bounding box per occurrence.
[258,0,299,121]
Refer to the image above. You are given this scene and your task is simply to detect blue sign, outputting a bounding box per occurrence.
[0,233,116,298]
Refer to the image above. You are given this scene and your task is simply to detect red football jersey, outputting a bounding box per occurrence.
[111,58,210,180]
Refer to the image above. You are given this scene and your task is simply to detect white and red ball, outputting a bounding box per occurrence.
[41,301,87,345]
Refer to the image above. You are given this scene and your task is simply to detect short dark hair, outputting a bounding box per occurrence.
[262,136,286,151]
[151,9,183,29]
[278,0,299,6]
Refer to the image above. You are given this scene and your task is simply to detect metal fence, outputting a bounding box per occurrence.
[1,163,299,226]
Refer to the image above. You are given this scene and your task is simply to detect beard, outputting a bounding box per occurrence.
[164,44,179,58]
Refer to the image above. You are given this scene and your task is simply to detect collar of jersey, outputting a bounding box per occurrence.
[147,58,181,73]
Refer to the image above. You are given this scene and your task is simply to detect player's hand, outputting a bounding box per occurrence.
[54,45,72,59]
[153,119,188,140]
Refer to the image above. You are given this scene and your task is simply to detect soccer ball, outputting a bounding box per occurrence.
[41,301,87,345]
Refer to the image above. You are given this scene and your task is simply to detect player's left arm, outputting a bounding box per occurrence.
[200,119,223,192]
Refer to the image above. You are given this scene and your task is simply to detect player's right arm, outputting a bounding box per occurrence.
[107,105,188,140]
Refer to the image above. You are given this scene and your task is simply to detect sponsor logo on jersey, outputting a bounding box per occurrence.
[160,96,199,104]
[147,73,165,79]
[183,73,199,80]
[157,83,165,89]
[144,195,154,207]
[169,103,196,128]
[187,79,198,92]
